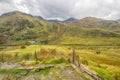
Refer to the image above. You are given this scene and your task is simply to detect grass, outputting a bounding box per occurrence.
[39,67,51,75]
[0,68,51,76]
[76,47,120,80]
[40,57,66,64]
[89,65,112,80]
[59,36,120,45]
[0,69,28,75]
[0,45,120,80]
[0,45,70,55]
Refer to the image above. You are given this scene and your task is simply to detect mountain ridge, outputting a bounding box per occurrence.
[0,11,120,45]
[66,17,120,31]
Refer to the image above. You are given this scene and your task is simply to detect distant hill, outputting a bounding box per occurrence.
[67,17,120,30]
[0,11,120,45]
[64,18,77,22]
[0,11,68,45]
[35,16,45,20]
[47,18,77,22]
[116,19,120,22]
[47,19,62,22]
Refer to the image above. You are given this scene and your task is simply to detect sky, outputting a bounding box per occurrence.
[0,0,120,20]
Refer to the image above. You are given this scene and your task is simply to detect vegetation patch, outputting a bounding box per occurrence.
[0,69,28,75]
[40,57,66,64]
[39,67,51,75]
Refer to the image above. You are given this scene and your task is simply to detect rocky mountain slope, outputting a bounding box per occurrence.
[0,11,120,45]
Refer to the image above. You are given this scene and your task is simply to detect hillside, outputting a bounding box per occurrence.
[0,11,68,45]
[0,11,120,80]
[0,11,120,45]
[64,18,77,22]
[60,17,120,45]
[67,17,120,30]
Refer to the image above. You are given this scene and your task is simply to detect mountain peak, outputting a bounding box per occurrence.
[1,11,34,18]
[64,17,77,22]
[82,17,103,20]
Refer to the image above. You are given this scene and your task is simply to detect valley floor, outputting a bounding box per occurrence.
[0,63,88,80]
[0,45,120,80]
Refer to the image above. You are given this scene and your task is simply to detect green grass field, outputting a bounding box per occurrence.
[0,45,120,80]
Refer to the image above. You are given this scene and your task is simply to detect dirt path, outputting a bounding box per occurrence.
[0,62,106,80]
[0,63,86,80]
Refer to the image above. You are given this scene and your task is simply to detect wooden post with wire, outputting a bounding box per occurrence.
[72,49,76,63]
[1,53,4,62]
[34,51,38,64]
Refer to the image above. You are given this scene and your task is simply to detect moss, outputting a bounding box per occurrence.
[39,67,51,75]
[0,69,28,75]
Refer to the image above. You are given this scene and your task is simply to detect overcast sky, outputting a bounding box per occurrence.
[0,0,120,20]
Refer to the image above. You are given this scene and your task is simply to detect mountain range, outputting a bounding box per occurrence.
[47,17,77,22]
[0,11,120,45]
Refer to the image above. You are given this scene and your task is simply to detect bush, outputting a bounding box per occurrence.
[0,53,12,62]
[23,54,31,60]
[95,51,101,55]
[49,48,57,54]
[50,58,66,64]
[15,37,21,41]
[20,45,26,49]
[82,59,88,65]
[39,67,51,75]
[40,48,48,54]
[40,40,48,45]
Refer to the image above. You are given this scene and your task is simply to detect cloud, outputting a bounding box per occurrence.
[12,0,30,13]
[0,0,120,20]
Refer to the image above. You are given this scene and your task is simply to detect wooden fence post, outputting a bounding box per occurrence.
[34,51,38,64]
[1,53,4,62]
[72,49,76,63]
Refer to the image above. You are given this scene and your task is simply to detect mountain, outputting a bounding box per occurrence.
[47,18,77,22]
[116,19,120,23]
[67,17,120,30]
[0,11,68,45]
[64,18,77,22]
[0,11,120,45]
[35,16,45,20]
[47,19,62,22]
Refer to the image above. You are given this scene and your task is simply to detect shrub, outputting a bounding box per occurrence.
[82,59,88,65]
[0,53,12,62]
[95,51,101,55]
[40,58,66,64]
[39,67,51,75]
[23,54,31,60]
[15,37,21,41]
[20,45,26,49]
[40,48,48,54]
[50,57,66,64]
[49,48,57,54]
[40,40,48,45]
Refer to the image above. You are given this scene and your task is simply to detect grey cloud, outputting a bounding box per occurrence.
[0,0,17,15]
[0,0,120,20]
[0,0,11,3]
